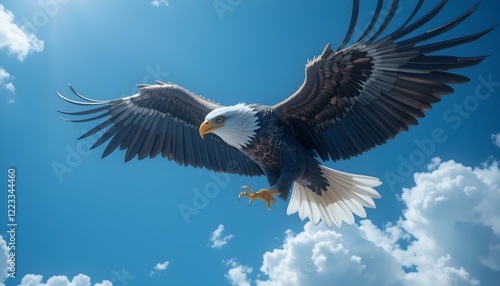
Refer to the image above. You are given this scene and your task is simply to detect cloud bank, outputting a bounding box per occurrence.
[18,274,112,286]
[0,236,111,286]
[226,157,500,286]
[0,5,44,61]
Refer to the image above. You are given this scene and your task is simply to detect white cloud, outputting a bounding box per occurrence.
[150,0,169,7]
[225,259,252,286]
[0,67,15,94]
[210,224,234,248]
[0,67,15,103]
[18,274,112,286]
[250,223,402,286]
[426,157,442,171]
[492,133,500,148]
[150,260,170,276]
[227,158,500,286]
[0,241,111,286]
[4,82,14,92]
[154,260,169,271]
[94,282,113,286]
[0,5,44,61]
[0,236,9,284]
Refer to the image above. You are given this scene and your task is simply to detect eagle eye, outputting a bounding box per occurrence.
[216,116,224,123]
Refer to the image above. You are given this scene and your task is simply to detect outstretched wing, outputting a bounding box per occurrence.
[273,0,493,162]
[57,82,264,176]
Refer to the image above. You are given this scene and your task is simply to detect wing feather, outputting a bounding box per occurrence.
[337,0,360,50]
[58,83,263,176]
[365,0,400,45]
[273,0,492,161]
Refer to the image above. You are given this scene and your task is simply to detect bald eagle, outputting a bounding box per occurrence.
[58,0,492,227]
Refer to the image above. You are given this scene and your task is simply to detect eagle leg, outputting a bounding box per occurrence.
[238,186,279,210]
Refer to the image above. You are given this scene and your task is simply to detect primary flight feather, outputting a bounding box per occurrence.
[58,0,492,227]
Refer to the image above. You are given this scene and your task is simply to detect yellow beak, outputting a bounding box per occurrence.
[199,120,224,139]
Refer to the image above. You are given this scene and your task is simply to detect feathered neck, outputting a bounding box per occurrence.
[206,104,260,150]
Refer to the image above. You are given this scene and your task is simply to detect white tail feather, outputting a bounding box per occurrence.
[286,165,382,227]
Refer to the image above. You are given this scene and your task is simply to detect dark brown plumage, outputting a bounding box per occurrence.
[57,0,492,227]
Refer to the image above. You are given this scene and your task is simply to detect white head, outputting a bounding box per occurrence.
[199,104,260,150]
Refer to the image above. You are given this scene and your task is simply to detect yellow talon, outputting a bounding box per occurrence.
[238,186,279,210]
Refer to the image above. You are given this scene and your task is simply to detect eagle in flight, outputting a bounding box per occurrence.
[58,0,492,227]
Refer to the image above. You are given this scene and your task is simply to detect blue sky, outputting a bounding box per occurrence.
[1,0,500,285]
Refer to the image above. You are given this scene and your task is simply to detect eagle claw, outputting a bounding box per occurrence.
[238,186,279,210]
